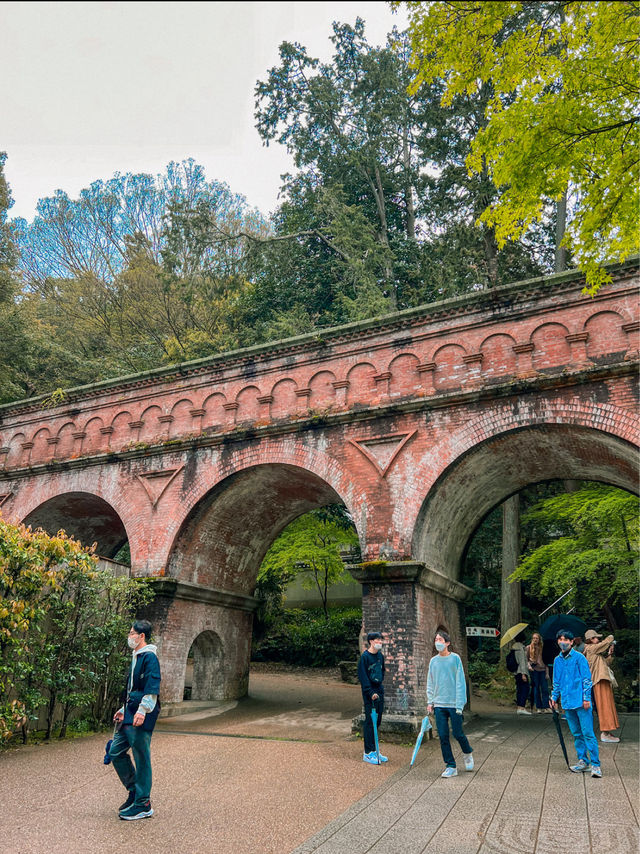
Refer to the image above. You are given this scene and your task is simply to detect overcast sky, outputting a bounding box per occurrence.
[1,1,408,221]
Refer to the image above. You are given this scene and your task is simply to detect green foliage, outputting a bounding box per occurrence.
[510,485,639,620]
[257,505,359,619]
[252,607,362,667]
[467,651,496,690]
[400,1,640,292]
[0,518,150,746]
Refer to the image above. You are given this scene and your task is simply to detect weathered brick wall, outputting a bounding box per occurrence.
[0,262,637,717]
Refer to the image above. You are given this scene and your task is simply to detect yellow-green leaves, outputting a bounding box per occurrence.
[400,1,640,292]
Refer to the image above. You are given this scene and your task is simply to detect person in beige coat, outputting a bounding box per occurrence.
[584,629,620,743]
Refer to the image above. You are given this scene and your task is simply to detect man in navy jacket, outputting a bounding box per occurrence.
[358,631,388,764]
[109,619,161,820]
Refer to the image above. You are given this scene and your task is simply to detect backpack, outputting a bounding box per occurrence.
[505,649,518,673]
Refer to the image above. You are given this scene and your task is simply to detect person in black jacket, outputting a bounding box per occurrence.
[109,619,161,820]
[357,631,388,764]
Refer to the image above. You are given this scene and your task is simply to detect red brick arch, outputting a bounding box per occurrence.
[162,444,366,594]
[405,401,639,580]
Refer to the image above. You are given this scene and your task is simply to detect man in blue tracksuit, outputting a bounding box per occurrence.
[550,629,601,777]
[109,619,162,819]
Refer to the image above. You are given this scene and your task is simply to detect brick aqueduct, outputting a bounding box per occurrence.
[1,261,638,730]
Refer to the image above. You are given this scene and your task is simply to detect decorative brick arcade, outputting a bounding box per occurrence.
[0,261,638,732]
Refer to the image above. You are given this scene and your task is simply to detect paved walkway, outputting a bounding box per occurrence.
[293,710,639,854]
[0,669,637,854]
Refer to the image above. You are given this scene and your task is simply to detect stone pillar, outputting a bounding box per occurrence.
[349,561,471,737]
[139,578,259,711]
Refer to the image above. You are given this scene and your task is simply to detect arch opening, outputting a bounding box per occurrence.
[412,424,639,583]
[167,463,354,595]
[184,630,225,702]
[22,491,129,562]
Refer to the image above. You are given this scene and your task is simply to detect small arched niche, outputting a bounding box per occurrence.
[184,630,225,702]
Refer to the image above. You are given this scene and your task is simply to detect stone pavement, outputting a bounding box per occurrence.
[293,710,639,854]
[0,669,637,854]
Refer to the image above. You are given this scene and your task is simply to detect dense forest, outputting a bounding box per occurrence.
[0,18,560,406]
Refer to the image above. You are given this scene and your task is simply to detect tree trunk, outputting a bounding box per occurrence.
[483,225,499,287]
[501,494,521,656]
[555,193,568,273]
[45,692,56,740]
[402,127,416,241]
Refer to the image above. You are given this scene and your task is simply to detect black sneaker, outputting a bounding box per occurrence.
[119,791,135,813]
[119,801,154,821]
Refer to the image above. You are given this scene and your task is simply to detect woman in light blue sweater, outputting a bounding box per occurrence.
[426,631,474,778]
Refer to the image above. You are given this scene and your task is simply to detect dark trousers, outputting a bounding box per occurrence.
[109,724,153,806]
[434,706,472,768]
[515,675,530,707]
[530,670,549,709]
[363,694,383,754]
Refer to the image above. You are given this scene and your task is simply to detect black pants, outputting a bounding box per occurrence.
[515,675,529,707]
[363,694,384,754]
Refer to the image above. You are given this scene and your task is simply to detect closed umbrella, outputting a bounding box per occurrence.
[371,706,381,765]
[552,709,570,767]
[499,622,529,649]
[410,715,432,768]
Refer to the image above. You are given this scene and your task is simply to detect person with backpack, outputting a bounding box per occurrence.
[357,631,388,765]
[508,632,532,715]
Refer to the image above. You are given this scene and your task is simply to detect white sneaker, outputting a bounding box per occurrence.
[463,753,474,771]
[600,733,620,743]
[517,708,532,715]
[441,767,458,778]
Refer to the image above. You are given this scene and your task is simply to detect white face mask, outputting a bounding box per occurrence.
[127,636,139,650]
[373,643,382,651]
[435,641,447,652]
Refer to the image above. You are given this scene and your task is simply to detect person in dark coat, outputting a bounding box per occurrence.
[357,631,388,764]
[109,619,161,820]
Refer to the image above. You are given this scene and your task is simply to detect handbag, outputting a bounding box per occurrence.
[607,666,618,689]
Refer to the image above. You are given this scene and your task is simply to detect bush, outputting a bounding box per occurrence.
[0,519,151,746]
[252,607,362,667]
[467,651,496,689]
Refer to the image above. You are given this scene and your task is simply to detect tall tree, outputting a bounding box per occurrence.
[511,484,639,630]
[399,1,640,293]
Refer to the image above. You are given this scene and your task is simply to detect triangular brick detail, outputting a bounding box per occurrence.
[135,466,184,508]
[349,430,417,477]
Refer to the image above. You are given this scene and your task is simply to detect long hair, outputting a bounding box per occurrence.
[528,632,543,665]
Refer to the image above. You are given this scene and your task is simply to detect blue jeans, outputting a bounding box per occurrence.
[434,707,472,768]
[565,706,600,766]
[531,670,549,709]
[109,724,153,805]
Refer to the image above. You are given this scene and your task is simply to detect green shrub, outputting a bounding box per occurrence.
[467,651,495,689]
[253,607,362,666]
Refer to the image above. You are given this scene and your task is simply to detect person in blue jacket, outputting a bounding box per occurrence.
[550,629,601,777]
[357,631,388,764]
[109,619,162,819]
[426,630,473,778]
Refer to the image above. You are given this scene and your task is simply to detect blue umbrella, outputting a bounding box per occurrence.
[371,706,381,765]
[539,614,587,641]
[410,715,432,768]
